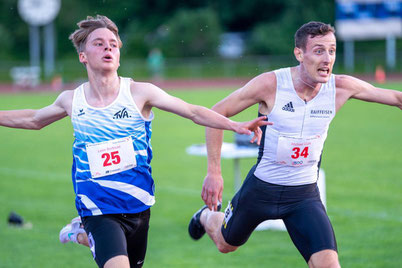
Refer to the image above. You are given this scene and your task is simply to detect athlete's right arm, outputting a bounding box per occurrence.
[0,90,72,130]
[202,72,276,211]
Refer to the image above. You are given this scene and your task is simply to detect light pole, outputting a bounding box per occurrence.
[17,0,61,79]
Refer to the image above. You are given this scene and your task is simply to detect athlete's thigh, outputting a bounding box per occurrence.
[221,169,276,246]
[82,215,127,268]
[125,210,151,267]
[283,199,337,263]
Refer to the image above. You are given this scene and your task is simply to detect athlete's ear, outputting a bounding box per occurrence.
[79,52,87,65]
[294,47,303,62]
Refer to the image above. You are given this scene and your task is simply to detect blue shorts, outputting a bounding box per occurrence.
[221,166,337,262]
[82,209,150,268]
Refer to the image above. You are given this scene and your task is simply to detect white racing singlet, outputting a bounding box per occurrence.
[254,67,336,185]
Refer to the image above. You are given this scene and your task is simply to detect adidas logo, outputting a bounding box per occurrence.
[282,102,295,112]
[113,107,131,119]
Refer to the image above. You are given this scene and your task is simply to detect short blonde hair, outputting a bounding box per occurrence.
[69,15,122,53]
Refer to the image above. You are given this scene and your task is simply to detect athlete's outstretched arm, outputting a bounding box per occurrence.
[202,72,277,210]
[0,90,72,130]
[141,82,272,136]
[335,75,402,111]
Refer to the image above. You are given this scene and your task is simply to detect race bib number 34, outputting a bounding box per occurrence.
[276,135,324,166]
[86,136,137,178]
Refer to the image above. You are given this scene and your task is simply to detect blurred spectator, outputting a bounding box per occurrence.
[147,48,164,81]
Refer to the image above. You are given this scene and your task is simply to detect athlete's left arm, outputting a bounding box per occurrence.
[335,75,402,110]
[142,83,270,135]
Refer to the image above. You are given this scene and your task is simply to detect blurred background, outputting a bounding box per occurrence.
[1,0,402,87]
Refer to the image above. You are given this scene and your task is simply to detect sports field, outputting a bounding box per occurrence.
[0,84,401,267]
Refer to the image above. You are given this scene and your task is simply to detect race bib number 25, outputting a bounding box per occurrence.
[86,136,137,178]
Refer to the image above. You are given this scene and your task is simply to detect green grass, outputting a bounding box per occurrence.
[0,85,401,267]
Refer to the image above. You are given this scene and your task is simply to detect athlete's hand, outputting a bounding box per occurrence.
[202,173,223,211]
[233,116,273,145]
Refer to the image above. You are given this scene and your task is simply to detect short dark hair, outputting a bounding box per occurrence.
[69,15,122,53]
[295,21,335,50]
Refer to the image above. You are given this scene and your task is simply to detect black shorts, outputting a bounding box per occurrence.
[221,166,337,262]
[82,209,150,268]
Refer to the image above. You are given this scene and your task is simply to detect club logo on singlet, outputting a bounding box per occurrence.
[77,109,85,117]
[113,107,132,119]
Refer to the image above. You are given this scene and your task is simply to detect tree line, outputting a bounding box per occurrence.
[0,0,334,60]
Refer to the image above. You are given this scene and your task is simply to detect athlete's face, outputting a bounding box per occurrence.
[79,28,120,73]
[294,32,336,84]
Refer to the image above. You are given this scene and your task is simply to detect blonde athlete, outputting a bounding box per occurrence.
[188,21,402,268]
[0,15,270,268]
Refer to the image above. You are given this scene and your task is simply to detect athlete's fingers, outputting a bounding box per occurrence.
[250,127,262,145]
[218,190,223,211]
[201,187,206,202]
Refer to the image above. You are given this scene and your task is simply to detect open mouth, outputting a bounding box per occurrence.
[318,68,329,76]
[103,55,113,61]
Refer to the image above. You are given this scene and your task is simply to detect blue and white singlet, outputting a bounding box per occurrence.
[71,77,155,217]
[254,67,336,186]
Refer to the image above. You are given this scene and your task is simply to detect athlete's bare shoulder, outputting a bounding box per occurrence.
[129,79,160,97]
[250,71,277,92]
[335,74,376,111]
[335,74,360,90]
[54,89,75,116]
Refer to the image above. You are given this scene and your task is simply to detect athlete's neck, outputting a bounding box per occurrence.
[292,67,321,102]
[85,72,120,107]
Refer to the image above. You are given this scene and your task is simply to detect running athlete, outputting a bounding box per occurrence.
[188,21,402,268]
[0,15,270,268]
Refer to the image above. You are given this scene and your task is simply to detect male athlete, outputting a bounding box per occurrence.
[188,21,402,267]
[0,15,269,268]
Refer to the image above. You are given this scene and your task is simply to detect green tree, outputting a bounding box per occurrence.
[248,0,334,55]
[159,8,222,57]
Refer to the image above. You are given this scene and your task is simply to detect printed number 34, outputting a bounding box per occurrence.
[102,151,121,166]
[291,147,309,159]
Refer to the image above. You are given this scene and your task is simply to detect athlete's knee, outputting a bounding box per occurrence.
[308,249,340,268]
[216,241,237,253]
[77,233,89,247]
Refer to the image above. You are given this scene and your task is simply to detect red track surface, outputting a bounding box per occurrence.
[0,78,249,93]
[0,74,400,94]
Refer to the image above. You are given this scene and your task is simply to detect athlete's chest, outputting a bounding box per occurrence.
[270,90,335,135]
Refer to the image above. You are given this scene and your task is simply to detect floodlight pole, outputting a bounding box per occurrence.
[44,22,56,78]
[344,40,354,72]
[29,25,40,67]
[386,35,396,70]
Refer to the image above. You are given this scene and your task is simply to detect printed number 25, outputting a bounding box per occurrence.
[102,151,121,166]
[291,147,309,159]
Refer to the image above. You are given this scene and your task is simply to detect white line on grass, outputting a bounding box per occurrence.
[0,166,69,181]
[4,166,400,223]
[0,166,200,196]
[330,208,402,223]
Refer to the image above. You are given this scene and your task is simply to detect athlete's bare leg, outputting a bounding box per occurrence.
[308,249,340,268]
[200,208,238,253]
[104,255,130,268]
[76,233,89,247]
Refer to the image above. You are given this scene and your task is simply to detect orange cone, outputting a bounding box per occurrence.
[375,65,386,84]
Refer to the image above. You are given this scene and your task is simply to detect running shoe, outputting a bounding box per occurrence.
[59,216,85,244]
[188,204,221,240]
